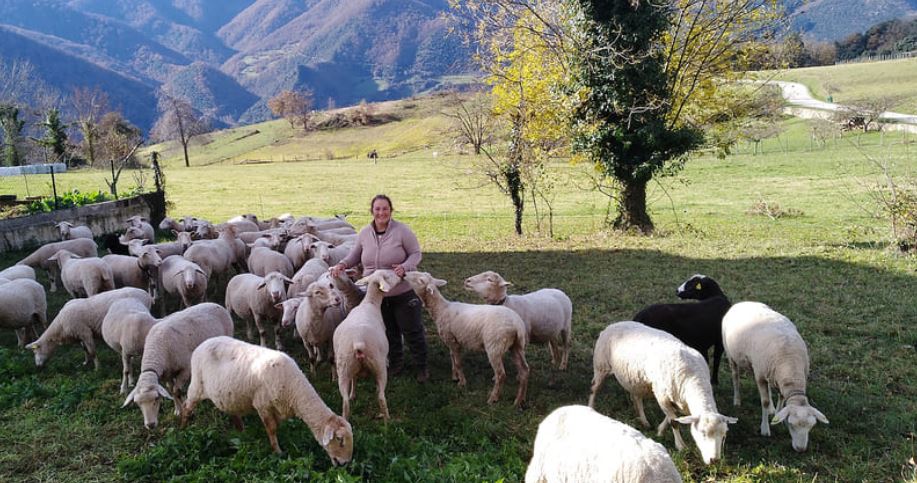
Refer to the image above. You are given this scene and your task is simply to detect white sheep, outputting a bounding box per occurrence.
[181,336,353,462]
[589,321,737,465]
[26,287,152,369]
[525,405,682,483]
[0,278,47,347]
[225,271,292,349]
[48,249,114,298]
[0,264,36,282]
[101,298,159,394]
[159,255,207,309]
[330,270,364,311]
[55,221,93,240]
[17,238,97,292]
[284,234,318,270]
[280,279,342,374]
[102,254,150,291]
[248,246,295,278]
[122,302,233,429]
[331,269,403,421]
[125,238,186,259]
[287,258,329,299]
[309,240,352,266]
[722,301,828,452]
[404,271,530,408]
[464,271,573,370]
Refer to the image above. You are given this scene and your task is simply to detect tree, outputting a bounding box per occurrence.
[478,112,529,235]
[71,86,109,167]
[35,108,69,164]
[97,111,143,197]
[444,94,494,155]
[570,0,702,233]
[151,90,211,168]
[267,89,314,130]
[0,104,26,166]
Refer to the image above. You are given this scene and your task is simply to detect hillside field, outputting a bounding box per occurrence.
[0,96,916,481]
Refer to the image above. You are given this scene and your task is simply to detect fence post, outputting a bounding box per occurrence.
[110,159,118,199]
[50,164,58,210]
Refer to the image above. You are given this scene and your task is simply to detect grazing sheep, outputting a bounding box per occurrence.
[225,272,292,349]
[0,278,47,347]
[159,255,207,309]
[48,249,114,298]
[17,238,97,292]
[332,269,402,421]
[122,302,233,429]
[464,271,573,370]
[55,222,93,240]
[722,301,828,452]
[181,336,354,462]
[101,298,159,394]
[309,240,352,267]
[287,258,329,299]
[633,274,731,385]
[281,279,342,374]
[26,287,152,369]
[589,321,737,465]
[404,271,530,408]
[0,264,36,282]
[525,405,682,483]
[248,246,295,278]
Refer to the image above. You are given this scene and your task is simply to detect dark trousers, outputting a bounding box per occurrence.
[381,290,427,370]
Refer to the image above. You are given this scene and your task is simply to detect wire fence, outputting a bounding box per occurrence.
[835,50,917,65]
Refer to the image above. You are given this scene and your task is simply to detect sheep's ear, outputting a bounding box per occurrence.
[499,280,512,287]
[354,276,369,287]
[771,407,790,425]
[171,229,179,236]
[812,407,829,424]
[321,424,335,446]
[47,254,59,262]
[155,384,173,401]
[433,278,447,287]
[256,281,266,290]
[675,415,699,425]
[723,415,738,424]
[194,268,205,276]
[122,387,137,408]
[25,341,39,352]
[274,302,284,309]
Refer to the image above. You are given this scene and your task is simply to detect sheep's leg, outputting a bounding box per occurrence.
[120,352,131,394]
[659,401,686,450]
[230,416,244,431]
[632,394,650,428]
[258,409,282,454]
[547,340,559,368]
[127,355,136,388]
[510,346,529,408]
[711,343,724,386]
[448,347,466,387]
[253,315,268,347]
[337,377,352,421]
[81,334,99,371]
[485,349,507,405]
[588,371,607,408]
[559,330,571,371]
[755,375,773,437]
[730,358,742,406]
[375,368,390,421]
[273,321,285,352]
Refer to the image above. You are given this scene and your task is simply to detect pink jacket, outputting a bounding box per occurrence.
[339,219,421,296]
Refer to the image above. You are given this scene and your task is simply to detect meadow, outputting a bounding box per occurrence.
[0,98,916,481]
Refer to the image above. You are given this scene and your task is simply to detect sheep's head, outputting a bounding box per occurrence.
[772,400,828,452]
[126,238,149,256]
[158,217,176,231]
[676,411,737,465]
[55,222,73,239]
[259,272,293,304]
[25,338,56,367]
[277,297,305,327]
[676,274,723,301]
[304,280,341,312]
[319,415,353,466]
[175,231,193,249]
[122,371,172,429]
[178,265,206,290]
[402,271,446,297]
[47,249,78,268]
[119,226,145,244]
[358,269,404,294]
[138,247,163,270]
[309,241,333,264]
[463,271,510,303]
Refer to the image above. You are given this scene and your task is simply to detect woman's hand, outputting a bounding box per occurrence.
[392,264,405,277]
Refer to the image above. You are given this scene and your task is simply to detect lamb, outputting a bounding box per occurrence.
[225,271,292,349]
[55,221,93,240]
[17,238,97,291]
[588,321,737,465]
[48,249,114,298]
[248,246,295,278]
[633,274,731,385]
[26,287,152,369]
[0,264,36,281]
[287,258,329,298]
[159,255,207,309]
[181,336,354,462]
[464,271,573,370]
[525,405,682,483]
[332,269,402,421]
[280,279,342,374]
[101,298,159,394]
[404,271,530,408]
[0,278,47,347]
[722,301,828,452]
[122,302,233,429]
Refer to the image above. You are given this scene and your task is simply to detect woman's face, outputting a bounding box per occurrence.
[372,199,392,228]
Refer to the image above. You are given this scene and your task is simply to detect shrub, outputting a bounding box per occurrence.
[26,189,111,214]
[747,198,804,219]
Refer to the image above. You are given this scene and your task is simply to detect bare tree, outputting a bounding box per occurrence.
[71,86,109,167]
[151,90,211,168]
[444,94,494,155]
[267,89,314,130]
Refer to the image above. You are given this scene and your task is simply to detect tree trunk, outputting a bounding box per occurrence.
[508,165,524,235]
[613,178,653,234]
[182,140,190,168]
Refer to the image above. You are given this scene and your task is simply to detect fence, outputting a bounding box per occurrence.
[835,50,917,65]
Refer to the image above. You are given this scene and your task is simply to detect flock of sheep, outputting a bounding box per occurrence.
[0,212,828,481]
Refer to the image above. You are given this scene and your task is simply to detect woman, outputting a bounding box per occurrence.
[330,194,429,382]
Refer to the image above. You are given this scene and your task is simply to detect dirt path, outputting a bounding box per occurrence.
[772,80,917,126]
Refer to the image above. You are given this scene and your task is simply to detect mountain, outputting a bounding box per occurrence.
[788,0,917,41]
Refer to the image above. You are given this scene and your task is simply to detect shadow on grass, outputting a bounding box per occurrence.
[0,247,914,481]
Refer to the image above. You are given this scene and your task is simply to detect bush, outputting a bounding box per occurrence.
[26,189,111,214]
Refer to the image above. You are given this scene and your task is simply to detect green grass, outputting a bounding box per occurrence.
[1,97,916,481]
[772,57,917,112]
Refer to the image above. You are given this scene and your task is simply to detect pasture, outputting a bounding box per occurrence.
[0,109,915,481]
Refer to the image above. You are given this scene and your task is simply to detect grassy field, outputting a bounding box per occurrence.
[772,57,917,112]
[1,97,916,481]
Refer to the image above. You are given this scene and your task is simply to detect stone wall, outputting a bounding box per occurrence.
[0,191,166,253]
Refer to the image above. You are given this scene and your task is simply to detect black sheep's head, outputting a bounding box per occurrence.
[676,274,722,300]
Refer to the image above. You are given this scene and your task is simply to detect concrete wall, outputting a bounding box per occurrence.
[0,192,165,253]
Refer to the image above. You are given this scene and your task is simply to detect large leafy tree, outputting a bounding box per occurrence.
[0,104,25,167]
[36,108,69,164]
[571,0,701,233]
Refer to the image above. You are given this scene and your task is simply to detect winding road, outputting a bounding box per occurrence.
[771,80,917,127]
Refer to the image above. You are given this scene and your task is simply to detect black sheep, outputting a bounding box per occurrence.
[633,274,731,385]
[100,233,130,255]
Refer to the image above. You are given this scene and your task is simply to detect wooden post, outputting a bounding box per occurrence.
[50,164,58,210]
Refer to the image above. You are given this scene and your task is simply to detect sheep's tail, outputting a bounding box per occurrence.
[353,341,366,360]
